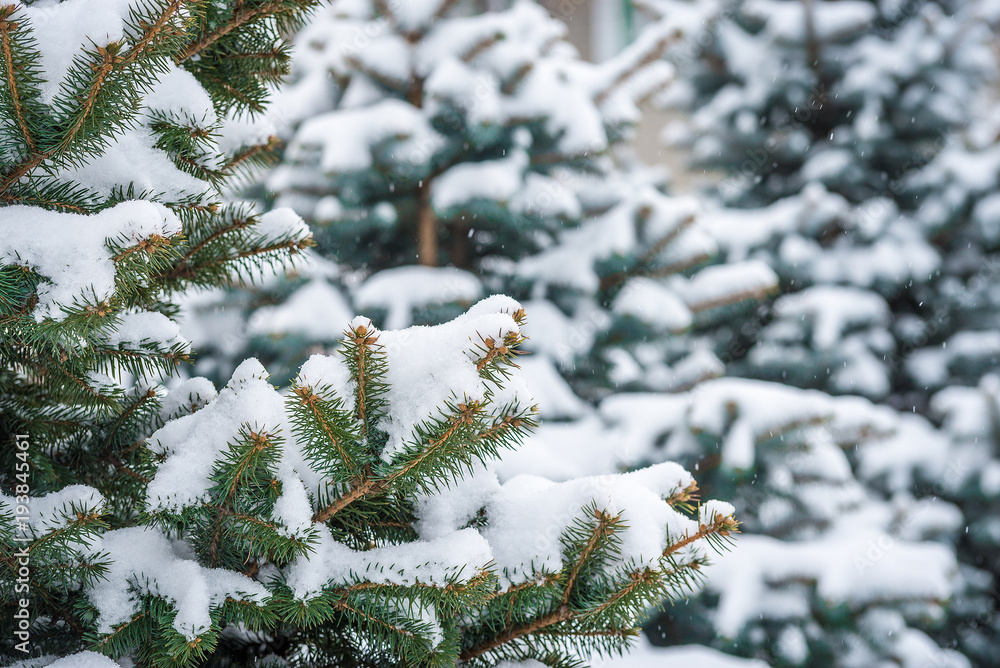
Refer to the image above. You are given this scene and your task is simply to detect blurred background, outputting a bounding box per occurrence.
[180,1,1000,666]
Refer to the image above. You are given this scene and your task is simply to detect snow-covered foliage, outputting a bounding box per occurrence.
[9,0,1000,667]
[0,0,314,459]
[0,0,316,663]
[632,0,1000,665]
[2,298,738,667]
[219,0,775,403]
[646,0,998,403]
[499,373,987,667]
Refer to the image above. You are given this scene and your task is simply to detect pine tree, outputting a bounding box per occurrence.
[889,48,1000,667]
[0,0,317,514]
[0,0,292,661]
[642,0,996,404]
[234,0,774,401]
[628,0,1000,664]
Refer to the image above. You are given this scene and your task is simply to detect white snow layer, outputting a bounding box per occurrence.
[287,99,443,173]
[481,463,700,585]
[285,527,493,599]
[705,529,957,639]
[0,485,105,539]
[86,527,269,639]
[22,0,145,105]
[0,201,182,321]
[6,652,121,668]
[355,266,483,330]
[374,294,531,461]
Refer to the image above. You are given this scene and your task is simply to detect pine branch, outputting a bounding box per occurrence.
[562,509,620,605]
[289,384,364,481]
[460,605,575,661]
[336,601,414,639]
[99,387,158,455]
[344,322,385,440]
[222,135,282,175]
[599,212,697,293]
[460,32,502,63]
[312,477,377,524]
[593,27,682,106]
[666,481,699,514]
[237,238,311,261]
[582,572,656,619]
[0,6,36,153]
[686,283,778,314]
[372,0,395,22]
[344,54,409,91]
[0,191,91,213]
[433,0,462,20]
[0,0,185,193]
[662,512,738,559]
[175,2,291,65]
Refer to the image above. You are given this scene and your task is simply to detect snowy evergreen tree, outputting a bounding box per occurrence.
[643,0,997,404]
[892,51,1000,666]
[0,0,317,659]
[627,0,1000,664]
[234,0,775,401]
[0,0,315,526]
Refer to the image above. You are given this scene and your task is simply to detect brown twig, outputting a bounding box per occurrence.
[175,2,284,65]
[0,7,35,153]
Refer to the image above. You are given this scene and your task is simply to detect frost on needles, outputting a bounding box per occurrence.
[2,297,738,667]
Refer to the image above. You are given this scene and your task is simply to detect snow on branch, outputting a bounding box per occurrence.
[128,298,739,661]
[0,201,181,321]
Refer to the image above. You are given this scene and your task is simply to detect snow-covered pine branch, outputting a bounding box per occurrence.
[0,0,316,450]
[0,0,322,660]
[4,298,738,667]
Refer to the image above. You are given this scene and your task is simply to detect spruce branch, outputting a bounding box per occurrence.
[289,383,365,483]
[662,511,738,559]
[686,283,779,314]
[599,212,698,293]
[593,27,682,106]
[0,191,90,213]
[433,0,463,20]
[175,1,305,65]
[460,604,575,662]
[222,135,282,175]
[0,5,37,153]
[666,481,699,514]
[372,0,395,22]
[344,321,387,440]
[561,509,621,606]
[159,207,247,281]
[0,0,186,192]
